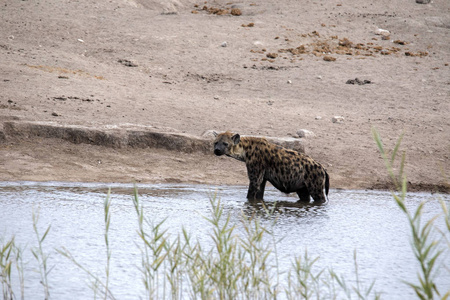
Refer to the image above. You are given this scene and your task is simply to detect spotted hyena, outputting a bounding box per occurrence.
[213,131,329,203]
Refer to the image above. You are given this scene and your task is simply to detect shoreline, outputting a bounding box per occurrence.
[1,121,448,194]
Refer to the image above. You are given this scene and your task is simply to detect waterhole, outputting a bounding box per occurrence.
[0,182,449,299]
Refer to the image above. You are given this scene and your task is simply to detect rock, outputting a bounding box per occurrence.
[296,129,316,138]
[118,59,138,67]
[315,116,322,120]
[230,8,242,16]
[287,80,292,84]
[221,42,227,47]
[201,130,218,138]
[266,137,305,153]
[346,78,372,85]
[375,28,390,36]
[0,128,6,143]
[332,116,345,123]
[416,0,431,3]
[3,121,212,153]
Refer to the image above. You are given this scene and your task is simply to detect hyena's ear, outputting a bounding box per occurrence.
[231,134,240,145]
[213,131,218,137]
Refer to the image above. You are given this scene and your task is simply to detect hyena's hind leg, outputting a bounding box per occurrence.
[309,189,327,204]
[296,187,311,202]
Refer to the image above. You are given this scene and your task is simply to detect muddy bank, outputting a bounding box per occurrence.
[1,121,448,193]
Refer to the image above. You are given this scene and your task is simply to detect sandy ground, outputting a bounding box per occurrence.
[0,0,449,193]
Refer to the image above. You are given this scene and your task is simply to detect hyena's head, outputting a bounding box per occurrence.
[213,131,241,156]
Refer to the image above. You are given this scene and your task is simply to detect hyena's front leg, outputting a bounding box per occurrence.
[255,178,267,200]
[246,166,265,201]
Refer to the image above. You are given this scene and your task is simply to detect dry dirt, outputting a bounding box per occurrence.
[0,0,449,193]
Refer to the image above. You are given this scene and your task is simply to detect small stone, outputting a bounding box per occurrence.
[332,116,345,123]
[51,112,59,117]
[416,0,430,3]
[201,130,218,138]
[287,80,292,84]
[296,129,316,138]
[230,8,242,16]
[315,116,322,120]
[375,28,390,37]
[214,95,220,100]
[346,78,372,85]
[118,59,138,67]
[221,42,227,47]
[316,75,323,79]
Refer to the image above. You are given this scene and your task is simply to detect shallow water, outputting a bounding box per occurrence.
[0,181,449,299]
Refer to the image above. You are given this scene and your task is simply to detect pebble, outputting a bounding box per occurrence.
[221,42,227,47]
[375,28,390,36]
[315,116,322,120]
[332,116,345,123]
[287,80,292,84]
[297,129,316,138]
[201,130,218,138]
[214,95,220,100]
[346,78,372,85]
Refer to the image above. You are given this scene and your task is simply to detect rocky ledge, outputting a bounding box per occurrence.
[1,121,305,154]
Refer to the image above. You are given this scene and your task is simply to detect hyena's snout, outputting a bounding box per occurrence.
[213,143,227,156]
[214,147,224,156]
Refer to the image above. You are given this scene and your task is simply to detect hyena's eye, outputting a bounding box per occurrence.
[223,142,229,147]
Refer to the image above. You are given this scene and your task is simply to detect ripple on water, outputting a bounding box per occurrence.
[0,182,449,299]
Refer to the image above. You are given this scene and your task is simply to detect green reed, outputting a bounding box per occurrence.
[0,237,14,300]
[31,207,52,300]
[57,189,116,300]
[373,128,449,300]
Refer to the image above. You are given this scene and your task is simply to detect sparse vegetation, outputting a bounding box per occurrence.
[373,128,449,300]
[31,208,52,300]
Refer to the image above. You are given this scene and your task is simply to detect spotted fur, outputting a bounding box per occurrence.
[213,131,329,203]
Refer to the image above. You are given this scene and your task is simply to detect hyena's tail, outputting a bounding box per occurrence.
[325,171,330,197]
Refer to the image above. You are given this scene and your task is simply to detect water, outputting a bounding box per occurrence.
[0,181,449,299]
